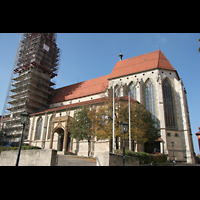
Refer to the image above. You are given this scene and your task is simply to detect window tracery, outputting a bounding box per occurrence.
[145,79,157,121]
[162,78,176,129]
[48,115,53,140]
[129,82,137,100]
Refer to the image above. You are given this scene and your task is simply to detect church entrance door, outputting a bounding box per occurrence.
[56,128,64,151]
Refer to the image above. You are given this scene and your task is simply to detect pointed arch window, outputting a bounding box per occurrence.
[145,79,157,121]
[162,78,176,129]
[115,85,120,97]
[48,115,53,140]
[35,117,43,140]
[129,82,137,100]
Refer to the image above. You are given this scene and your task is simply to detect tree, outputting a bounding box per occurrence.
[68,97,160,154]
[68,105,93,156]
[89,101,114,139]
[128,103,159,144]
[89,97,159,145]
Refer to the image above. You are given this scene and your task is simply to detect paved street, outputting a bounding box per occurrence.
[166,162,200,166]
[56,154,96,166]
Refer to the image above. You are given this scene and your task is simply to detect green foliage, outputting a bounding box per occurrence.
[68,105,92,141]
[0,145,41,153]
[151,154,167,163]
[89,98,159,143]
[68,98,159,146]
[114,149,167,164]
[115,149,151,164]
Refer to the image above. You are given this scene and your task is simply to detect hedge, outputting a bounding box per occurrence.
[151,154,167,163]
[0,145,41,153]
[114,149,167,164]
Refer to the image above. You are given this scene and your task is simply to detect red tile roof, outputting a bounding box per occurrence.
[50,50,177,105]
[31,97,107,116]
[118,95,138,103]
[196,128,200,150]
[0,116,10,121]
[196,127,200,136]
[109,50,177,80]
[156,137,163,141]
[50,74,110,104]
[31,95,138,116]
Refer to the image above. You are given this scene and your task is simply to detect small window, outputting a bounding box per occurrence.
[175,133,179,137]
[167,133,171,137]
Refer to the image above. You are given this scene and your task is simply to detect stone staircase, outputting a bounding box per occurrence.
[57,151,65,155]
[57,151,76,155]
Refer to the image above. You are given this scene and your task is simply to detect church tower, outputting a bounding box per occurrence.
[1,33,60,142]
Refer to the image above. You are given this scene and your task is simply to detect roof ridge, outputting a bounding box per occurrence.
[118,50,160,62]
[113,57,160,70]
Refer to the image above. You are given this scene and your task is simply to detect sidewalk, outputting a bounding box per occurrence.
[56,154,96,166]
[166,162,200,166]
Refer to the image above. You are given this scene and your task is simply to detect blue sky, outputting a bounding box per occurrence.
[0,33,199,154]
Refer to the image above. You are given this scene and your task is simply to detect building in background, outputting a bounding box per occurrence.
[196,127,200,151]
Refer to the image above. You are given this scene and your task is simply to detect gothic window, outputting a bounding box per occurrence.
[145,79,157,121]
[35,117,43,140]
[129,82,137,99]
[115,85,120,97]
[162,78,176,129]
[48,115,53,140]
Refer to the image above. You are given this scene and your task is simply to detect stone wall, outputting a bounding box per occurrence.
[93,139,110,157]
[0,149,57,166]
[96,151,139,166]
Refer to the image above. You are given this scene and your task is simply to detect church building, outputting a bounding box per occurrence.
[25,50,195,163]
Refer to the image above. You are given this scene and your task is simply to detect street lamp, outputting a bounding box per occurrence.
[171,141,175,165]
[120,121,129,166]
[15,112,29,166]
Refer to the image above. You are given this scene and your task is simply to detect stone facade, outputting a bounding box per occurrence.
[96,151,140,166]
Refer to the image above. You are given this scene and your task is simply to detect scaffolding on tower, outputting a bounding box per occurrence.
[0,33,60,142]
